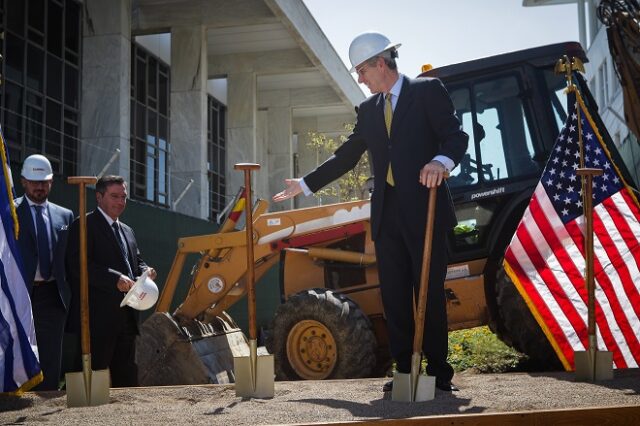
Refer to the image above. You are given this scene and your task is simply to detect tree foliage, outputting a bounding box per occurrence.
[306,124,371,202]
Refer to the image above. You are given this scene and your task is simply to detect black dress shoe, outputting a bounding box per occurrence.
[435,379,459,392]
[383,380,393,392]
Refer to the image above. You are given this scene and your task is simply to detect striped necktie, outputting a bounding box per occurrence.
[384,92,395,186]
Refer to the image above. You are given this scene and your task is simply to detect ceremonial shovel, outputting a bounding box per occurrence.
[392,185,439,402]
[233,163,274,398]
[66,176,110,407]
[574,168,613,381]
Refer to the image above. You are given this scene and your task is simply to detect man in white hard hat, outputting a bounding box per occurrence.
[66,175,156,387]
[274,32,468,392]
[15,154,74,390]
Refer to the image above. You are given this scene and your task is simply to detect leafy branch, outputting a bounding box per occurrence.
[307,124,371,202]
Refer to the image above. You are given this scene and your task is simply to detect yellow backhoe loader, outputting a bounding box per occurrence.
[137,195,486,384]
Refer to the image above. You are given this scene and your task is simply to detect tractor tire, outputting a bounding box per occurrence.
[494,265,563,370]
[267,288,377,381]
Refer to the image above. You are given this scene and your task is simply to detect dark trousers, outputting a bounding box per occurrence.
[375,184,453,381]
[89,308,139,387]
[31,281,67,391]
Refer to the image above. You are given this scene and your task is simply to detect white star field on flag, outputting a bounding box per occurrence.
[541,102,622,223]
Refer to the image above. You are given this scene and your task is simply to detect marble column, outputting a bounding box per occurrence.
[267,106,293,212]
[294,116,321,209]
[256,109,269,200]
[170,26,208,219]
[226,72,257,199]
[80,0,131,178]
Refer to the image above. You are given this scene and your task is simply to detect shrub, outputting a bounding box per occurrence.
[448,326,526,373]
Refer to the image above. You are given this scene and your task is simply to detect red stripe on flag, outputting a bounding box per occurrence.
[526,196,588,347]
[504,243,575,367]
[620,187,640,226]
[604,192,640,269]
[518,188,629,369]
[564,219,630,368]
[594,204,640,320]
[594,203,640,367]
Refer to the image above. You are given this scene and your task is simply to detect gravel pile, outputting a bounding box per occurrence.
[1,369,639,425]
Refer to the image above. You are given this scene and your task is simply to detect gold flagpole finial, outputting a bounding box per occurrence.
[554,55,585,91]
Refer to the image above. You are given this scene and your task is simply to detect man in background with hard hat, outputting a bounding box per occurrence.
[66,175,156,387]
[15,154,75,390]
[274,32,468,392]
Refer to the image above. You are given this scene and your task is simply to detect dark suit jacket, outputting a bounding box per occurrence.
[15,196,75,309]
[305,76,469,239]
[66,209,148,336]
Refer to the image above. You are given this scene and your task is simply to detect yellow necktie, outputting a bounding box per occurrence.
[384,93,394,186]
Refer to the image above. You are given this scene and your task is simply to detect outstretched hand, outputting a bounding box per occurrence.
[272,178,303,202]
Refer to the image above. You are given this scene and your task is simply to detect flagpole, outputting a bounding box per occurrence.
[576,166,605,380]
[556,56,613,381]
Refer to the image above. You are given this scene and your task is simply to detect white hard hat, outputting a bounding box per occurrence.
[21,154,53,181]
[348,32,401,72]
[120,270,159,311]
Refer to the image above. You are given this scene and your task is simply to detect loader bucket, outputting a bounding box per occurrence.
[136,312,249,386]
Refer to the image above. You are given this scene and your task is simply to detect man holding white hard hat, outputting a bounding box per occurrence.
[66,175,156,387]
[274,32,468,392]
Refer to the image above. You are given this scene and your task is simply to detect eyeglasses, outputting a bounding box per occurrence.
[356,57,381,77]
[355,64,371,78]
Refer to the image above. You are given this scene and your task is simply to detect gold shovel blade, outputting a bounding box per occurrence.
[575,350,613,382]
[234,354,274,398]
[65,368,110,407]
[391,371,435,402]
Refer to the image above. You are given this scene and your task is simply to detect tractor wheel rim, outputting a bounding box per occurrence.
[286,319,337,380]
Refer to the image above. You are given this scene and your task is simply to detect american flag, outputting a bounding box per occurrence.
[503,89,640,370]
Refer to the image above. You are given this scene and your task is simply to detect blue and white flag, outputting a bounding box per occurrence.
[0,125,42,393]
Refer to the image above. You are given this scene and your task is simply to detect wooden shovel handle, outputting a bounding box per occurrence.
[413,185,438,353]
[234,163,260,340]
[67,176,97,356]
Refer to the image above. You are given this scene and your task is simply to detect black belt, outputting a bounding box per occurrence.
[33,280,55,286]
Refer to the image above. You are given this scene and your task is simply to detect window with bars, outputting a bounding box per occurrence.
[1,0,81,176]
[207,95,226,219]
[130,42,170,206]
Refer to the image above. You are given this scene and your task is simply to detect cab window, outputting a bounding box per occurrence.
[448,74,539,189]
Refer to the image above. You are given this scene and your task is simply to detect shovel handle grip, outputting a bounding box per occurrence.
[67,176,97,356]
[68,176,98,185]
[234,163,260,172]
[413,175,446,353]
[235,163,260,340]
